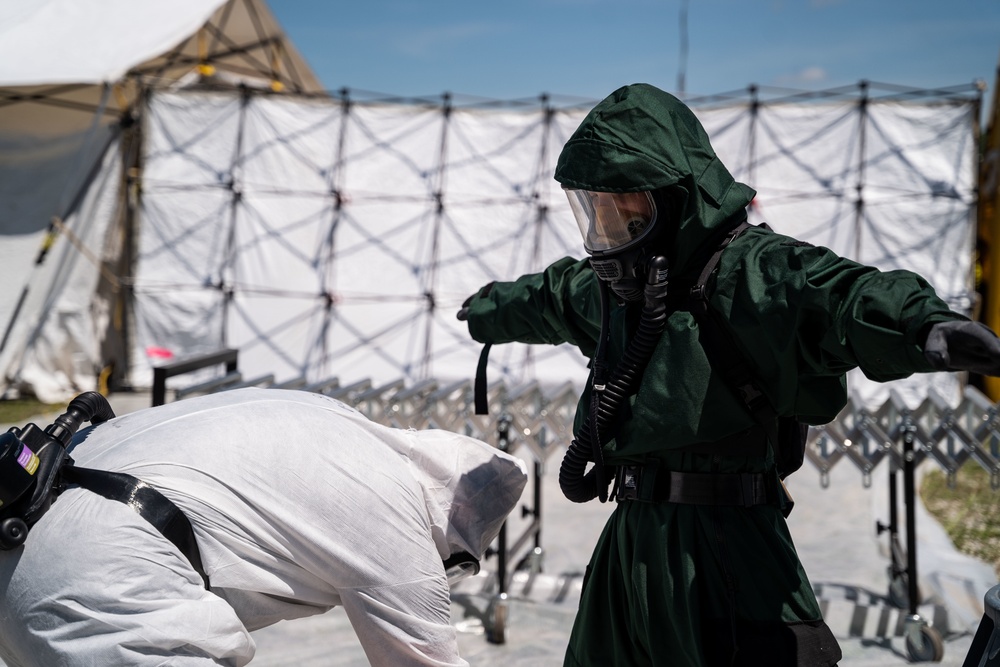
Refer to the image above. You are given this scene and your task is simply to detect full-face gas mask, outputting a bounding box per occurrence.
[443,550,480,585]
[564,188,661,302]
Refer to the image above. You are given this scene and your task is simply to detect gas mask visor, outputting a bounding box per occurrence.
[443,551,481,586]
[564,188,658,256]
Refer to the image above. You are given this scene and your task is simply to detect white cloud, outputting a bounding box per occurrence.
[774,66,829,86]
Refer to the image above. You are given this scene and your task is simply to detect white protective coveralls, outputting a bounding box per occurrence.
[0,387,528,666]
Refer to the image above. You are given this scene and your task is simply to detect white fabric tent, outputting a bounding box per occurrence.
[0,0,321,402]
[0,0,224,86]
[0,2,981,407]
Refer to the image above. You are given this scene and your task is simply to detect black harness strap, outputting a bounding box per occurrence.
[62,466,210,588]
[474,343,492,415]
[688,221,782,447]
[686,220,800,515]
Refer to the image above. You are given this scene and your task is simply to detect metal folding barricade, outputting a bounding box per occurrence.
[152,356,1000,657]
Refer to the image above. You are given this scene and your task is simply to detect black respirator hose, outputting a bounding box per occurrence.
[559,257,670,503]
[44,391,116,447]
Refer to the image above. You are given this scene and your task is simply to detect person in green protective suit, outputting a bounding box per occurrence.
[457,83,1000,667]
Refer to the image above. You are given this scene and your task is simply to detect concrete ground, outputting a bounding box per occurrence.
[3,390,997,666]
[247,449,992,667]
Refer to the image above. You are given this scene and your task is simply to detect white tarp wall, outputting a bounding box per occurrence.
[131,87,977,406]
[134,91,589,393]
[702,95,977,405]
[1,138,124,402]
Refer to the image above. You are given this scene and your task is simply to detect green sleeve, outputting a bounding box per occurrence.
[715,231,965,423]
[739,235,964,383]
[821,266,963,381]
[465,257,603,357]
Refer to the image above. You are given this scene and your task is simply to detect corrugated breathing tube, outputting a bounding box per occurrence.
[559,257,670,503]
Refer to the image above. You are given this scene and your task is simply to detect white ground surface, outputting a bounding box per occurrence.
[1,391,995,666]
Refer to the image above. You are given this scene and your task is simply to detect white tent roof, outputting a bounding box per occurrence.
[0,0,227,86]
[0,0,322,92]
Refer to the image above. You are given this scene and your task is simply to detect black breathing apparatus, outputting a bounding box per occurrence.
[589,243,661,304]
[556,187,676,502]
[558,255,671,503]
[0,392,210,586]
[0,391,115,550]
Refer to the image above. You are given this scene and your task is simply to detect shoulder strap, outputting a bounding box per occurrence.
[687,222,781,441]
[686,224,803,514]
[62,466,210,588]
[474,343,492,415]
[689,221,750,316]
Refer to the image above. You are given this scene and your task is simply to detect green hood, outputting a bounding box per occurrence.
[554,83,756,273]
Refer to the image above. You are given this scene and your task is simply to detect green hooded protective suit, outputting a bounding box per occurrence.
[462,84,961,667]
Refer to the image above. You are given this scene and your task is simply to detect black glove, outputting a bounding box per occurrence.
[456,282,495,322]
[457,296,472,321]
[923,320,1000,376]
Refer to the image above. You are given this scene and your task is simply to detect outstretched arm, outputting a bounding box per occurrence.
[457,256,603,356]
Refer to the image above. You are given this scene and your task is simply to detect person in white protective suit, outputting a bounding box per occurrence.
[0,387,527,666]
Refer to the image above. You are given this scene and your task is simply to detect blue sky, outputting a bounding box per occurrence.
[269,0,1000,103]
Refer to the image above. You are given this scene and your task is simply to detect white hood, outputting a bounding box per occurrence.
[403,428,527,561]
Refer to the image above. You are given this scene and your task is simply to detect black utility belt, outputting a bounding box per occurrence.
[613,463,775,508]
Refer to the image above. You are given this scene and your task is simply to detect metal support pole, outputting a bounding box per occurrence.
[495,413,512,596]
[876,460,905,600]
[888,463,899,537]
[485,413,513,644]
[903,422,920,617]
[497,521,508,596]
[533,460,542,553]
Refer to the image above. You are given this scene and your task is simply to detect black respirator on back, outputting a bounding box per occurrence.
[564,188,665,302]
[0,393,212,587]
[0,391,115,549]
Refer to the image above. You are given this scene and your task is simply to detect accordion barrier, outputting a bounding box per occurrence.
[153,350,1000,658]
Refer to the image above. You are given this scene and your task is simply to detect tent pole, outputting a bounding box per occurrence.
[747,85,759,196]
[317,88,351,379]
[522,94,556,381]
[117,81,147,391]
[853,81,869,261]
[420,93,452,380]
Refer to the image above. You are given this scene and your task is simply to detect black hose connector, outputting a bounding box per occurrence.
[559,257,670,503]
[45,391,116,447]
